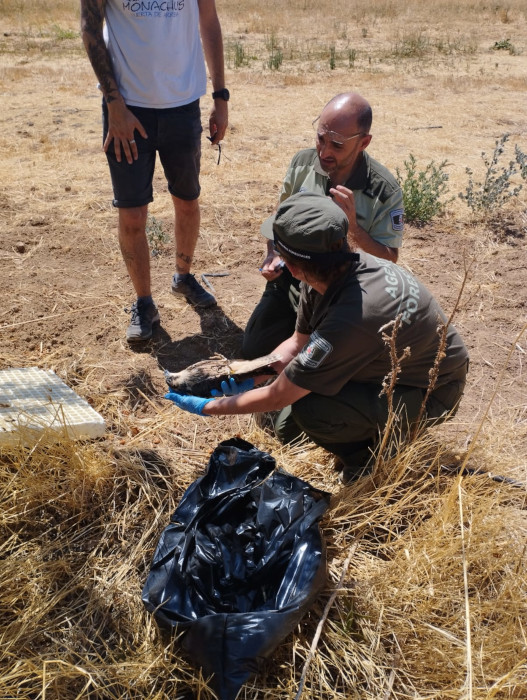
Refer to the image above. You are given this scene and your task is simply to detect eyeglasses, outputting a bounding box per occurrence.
[312,116,364,146]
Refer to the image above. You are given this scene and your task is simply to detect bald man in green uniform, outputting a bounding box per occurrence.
[242,91,404,360]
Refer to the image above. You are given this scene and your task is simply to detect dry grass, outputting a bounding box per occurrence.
[1,0,527,697]
[1,417,526,699]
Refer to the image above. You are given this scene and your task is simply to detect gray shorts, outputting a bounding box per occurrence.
[102,99,202,208]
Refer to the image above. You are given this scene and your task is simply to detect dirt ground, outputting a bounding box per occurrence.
[0,12,526,470]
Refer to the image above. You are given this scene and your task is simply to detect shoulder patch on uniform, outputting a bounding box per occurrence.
[298,332,333,368]
[390,208,404,231]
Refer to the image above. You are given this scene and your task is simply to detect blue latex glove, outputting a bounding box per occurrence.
[210,376,255,397]
[164,391,213,416]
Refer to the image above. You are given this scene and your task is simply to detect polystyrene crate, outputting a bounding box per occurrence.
[0,367,106,447]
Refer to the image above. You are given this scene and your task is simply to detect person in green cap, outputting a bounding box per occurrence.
[165,192,468,482]
[242,91,404,360]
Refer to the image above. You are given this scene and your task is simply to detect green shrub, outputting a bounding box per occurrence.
[396,154,452,224]
[392,33,430,59]
[491,38,518,54]
[233,41,245,68]
[329,45,336,69]
[266,33,283,70]
[52,24,77,40]
[459,134,523,213]
[515,144,527,181]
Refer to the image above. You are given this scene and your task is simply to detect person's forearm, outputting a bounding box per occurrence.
[271,332,308,373]
[348,225,398,262]
[203,372,309,416]
[204,384,283,415]
[330,185,399,263]
[80,0,123,104]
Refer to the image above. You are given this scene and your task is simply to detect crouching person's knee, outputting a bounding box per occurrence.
[289,393,376,446]
[273,397,336,446]
[426,363,468,424]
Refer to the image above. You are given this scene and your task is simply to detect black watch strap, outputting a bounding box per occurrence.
[212,88,230,101]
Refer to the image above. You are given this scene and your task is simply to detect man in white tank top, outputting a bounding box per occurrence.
[81,0,229,342]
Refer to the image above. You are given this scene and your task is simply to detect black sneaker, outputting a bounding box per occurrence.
[171,273,216,308]
[125,299,160,343]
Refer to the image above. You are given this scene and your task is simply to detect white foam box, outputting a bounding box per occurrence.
[0,367,106,447]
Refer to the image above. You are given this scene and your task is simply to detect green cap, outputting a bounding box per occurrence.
[268,191,349,262]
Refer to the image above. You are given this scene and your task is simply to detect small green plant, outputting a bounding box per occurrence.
[329,45,336,70]
[348,48,357,67]
[392,33,430,59]
[233,41,245,68]
[268,48,283,70]
[52,24,77,40]
[491,38,517,54]
[146,215,169,257]
[459,134,523,213]
[396,155,452,224]
[434,36,477,55]
[266,33,283,70]
[515,144,527,181]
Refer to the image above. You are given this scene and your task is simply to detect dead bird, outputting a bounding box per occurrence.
[164,353,281,396]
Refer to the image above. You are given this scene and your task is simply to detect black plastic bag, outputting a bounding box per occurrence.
[142,437,330,700]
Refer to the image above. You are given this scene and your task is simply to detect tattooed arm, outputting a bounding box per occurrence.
[80,0,147,164]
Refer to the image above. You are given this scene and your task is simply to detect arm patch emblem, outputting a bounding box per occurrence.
[298,332,333,368]
[390,208,404,231]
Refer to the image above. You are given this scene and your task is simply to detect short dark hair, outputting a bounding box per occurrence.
[326,92,373,133]
[357,103,372,133]
[279,238,353,284]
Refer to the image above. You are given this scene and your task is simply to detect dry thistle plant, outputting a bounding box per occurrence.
[411,257,472,440]
[375,314,411,469]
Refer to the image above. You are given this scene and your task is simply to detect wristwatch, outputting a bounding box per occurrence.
[212,88,230,101]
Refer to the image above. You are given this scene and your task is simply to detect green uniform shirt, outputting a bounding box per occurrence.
[285,253,468,396]
[266,148,404,249]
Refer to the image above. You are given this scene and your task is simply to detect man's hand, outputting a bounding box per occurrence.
[105,100,148,165]
[329,184,398,262]
[80,0,148,165]
[209,99,228,144]
[164,392,213,416]
[329,185,356,227]
[259,252,285,281]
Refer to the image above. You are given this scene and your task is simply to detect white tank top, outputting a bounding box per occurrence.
[103,0,206,108]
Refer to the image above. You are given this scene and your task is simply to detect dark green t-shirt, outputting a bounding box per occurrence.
[285,253,468,396]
